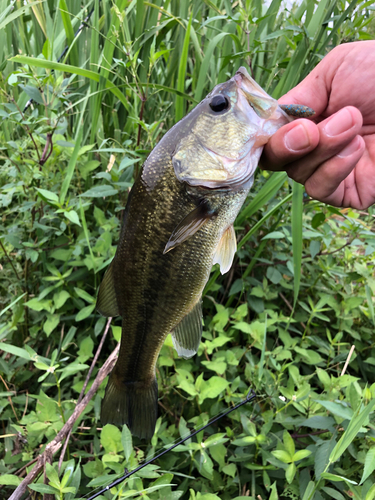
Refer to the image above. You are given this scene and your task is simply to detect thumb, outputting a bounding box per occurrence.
[279,64,329,121]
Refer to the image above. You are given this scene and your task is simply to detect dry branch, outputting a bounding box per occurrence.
[9,342,120,500]
[58,318,113,471]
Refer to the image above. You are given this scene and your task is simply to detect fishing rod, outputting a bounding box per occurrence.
[84,389,257,500]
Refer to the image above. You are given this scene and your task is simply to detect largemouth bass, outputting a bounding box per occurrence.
[97,67,313,439]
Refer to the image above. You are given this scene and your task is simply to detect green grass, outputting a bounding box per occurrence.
[0,1,375,499]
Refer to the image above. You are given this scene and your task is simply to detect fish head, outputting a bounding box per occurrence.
[172,66,290,190]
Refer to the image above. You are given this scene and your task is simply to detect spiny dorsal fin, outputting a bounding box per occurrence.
[213,224,236,275]
[96,262,120,317]
[171,300,203,359]
[164,201,214,254]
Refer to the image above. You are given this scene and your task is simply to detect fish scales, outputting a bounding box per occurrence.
[97,67,310,439]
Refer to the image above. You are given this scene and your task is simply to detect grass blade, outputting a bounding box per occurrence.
[237,172,287,225]
[175,13,193,123]
[59,0,79,67]
[238,193,293,249]
[329,398,375,464]
[291,181,303,307]
[59,127,83,205]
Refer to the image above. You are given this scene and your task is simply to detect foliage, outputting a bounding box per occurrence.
[0,0,375,499]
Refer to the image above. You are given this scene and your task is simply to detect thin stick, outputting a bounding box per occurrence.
[0,375,18,421]
[341,345,355,376]
[0,239,20,280]
[58,318,112,471]
[9,343,120,500]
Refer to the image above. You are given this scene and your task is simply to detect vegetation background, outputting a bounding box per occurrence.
[1,0,375,499]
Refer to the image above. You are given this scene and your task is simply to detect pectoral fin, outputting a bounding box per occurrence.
[164,202,214,254]
[96,262,120,317]
[171,300,203,359]
[213,224,237,274]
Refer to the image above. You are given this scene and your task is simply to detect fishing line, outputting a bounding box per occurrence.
[83,389,256,500]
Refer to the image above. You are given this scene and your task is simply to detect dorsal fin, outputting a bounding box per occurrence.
[171,301,203,359]
[213,224,236,275]
[96,262,120,317]
[164,201,214,254]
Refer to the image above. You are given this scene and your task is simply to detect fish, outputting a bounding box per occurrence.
[96,67,314,439]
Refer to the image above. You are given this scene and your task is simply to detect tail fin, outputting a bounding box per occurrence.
[101,374,158,440]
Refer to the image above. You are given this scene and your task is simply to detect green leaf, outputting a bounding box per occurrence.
[54,290,70,309]
[329,399,375,464]
[285,462,296,484]
[314,400,353,420]
[29,484,59,494]
[74,287,95,304]
[45,462,60,485]
[101,424,123,454]
[222,463,236,477]
[64,210,81,226]
[25,297,52,312]
[283,430,295,457]
[271,450,292,463]
[36,188,59,204]
[77,336,94,362]
[320,472,357,485]
[121,424,133,462]
[197,376,229,404]
[43,313,60,336]
[366,483,375,500]
[261,231,285,240]
[0,474,22,486]
[75,304,96,322]
[80,185,119,198]
[360,447,375,484]
[302,481,316,500]
[10,56,130,111]
[0,343,31,361]
[293,449,312,461]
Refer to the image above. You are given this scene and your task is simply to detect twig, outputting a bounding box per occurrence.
[44,449,54,500]
[341,345,355,376]
[39,133,54,167]
[58,318,112,471]
[9,342,120,500]
[15,458,38,477]
[11,98,41,161]
[278,292,307,329]
[0,375,18,421]
[0,239,20,280]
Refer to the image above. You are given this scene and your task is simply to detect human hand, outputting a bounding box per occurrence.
[261,41,375,209]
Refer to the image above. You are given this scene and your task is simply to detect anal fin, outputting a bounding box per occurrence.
[171,300,203,359]
[96,261,120,317]
[213,224,236,274]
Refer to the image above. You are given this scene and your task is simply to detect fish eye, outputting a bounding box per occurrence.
[209,95,229,113]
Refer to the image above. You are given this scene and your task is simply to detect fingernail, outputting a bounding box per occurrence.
[337,136,360,158]
[284,124,310,151]
[324,108,353,136]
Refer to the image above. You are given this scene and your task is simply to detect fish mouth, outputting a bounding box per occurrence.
[234,67,279,119]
